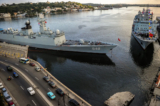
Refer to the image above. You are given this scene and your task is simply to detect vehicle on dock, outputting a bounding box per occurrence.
[7,66,13,71]
[27,87,35,95]
[69,99,80,106]
[48,81,56,88]
[47,92,56,99]
[0,83,3,89]
[8,101,16,106]
[3,92,12,102]
[19,58,29,64]
[29,63,35,66]
[2,87,7,92]
[7,76,12,81]
[35,67,41,71]
[56,88,65,96]
[43,76,50,82]
[13,72,18,78]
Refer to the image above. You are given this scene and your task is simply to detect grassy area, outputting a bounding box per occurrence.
[0,93,4,106]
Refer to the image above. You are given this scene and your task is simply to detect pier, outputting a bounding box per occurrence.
[148,68,160,106]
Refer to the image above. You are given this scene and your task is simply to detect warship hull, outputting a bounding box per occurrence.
[132,33,154,50]
[0,34,116,55]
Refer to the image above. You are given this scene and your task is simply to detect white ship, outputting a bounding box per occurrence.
[132,8,158,49]
[0,14,117,55]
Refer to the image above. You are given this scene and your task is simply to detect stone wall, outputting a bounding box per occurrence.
[0,42,28,58]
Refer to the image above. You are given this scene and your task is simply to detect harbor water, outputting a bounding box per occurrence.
[1,7,160,106]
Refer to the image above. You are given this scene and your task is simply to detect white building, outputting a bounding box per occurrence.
[3,13,11,18]
[94,7,98,10]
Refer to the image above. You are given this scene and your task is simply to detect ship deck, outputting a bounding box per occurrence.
[133,33,157,41]
[62,40,112,46]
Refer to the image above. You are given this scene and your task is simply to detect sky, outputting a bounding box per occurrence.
[0,0,159,4]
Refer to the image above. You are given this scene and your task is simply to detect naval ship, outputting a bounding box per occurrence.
[0,14,117,55]
[132,8,158,49]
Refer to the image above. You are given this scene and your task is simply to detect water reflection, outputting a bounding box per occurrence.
[28,50,115,66]
[130,36,154,69]
[4,18,12,21]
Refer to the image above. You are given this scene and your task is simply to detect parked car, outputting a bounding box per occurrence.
[29,63,35,66]
[2,87,7,92]
[3,92,12,102]
[7,76,12,81]
[35,67,41,72]
[7,66,13,71]
[43,76,49,82]
[13,72,18,78]
[56,88,65,96]
[27,87,35,95]
[0,83,3,89]
[69,99,80,106]
[48,81,56,88]
[47,92,56,99]
[8,101,16,106]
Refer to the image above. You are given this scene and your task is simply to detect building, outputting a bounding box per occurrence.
[94,7,98,10]
[54,7,62,11]
[46,0,50,4]
[3,13,11,18]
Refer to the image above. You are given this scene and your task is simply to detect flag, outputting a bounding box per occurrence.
[149,30,152,33]
[45,21,47,23]
[38,23,40,25]
[118,38,121,41]
[149,33,153,37]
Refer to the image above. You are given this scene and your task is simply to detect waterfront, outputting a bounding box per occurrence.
[1,7,160,106]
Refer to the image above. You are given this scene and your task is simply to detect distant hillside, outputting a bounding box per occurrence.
[83,3,101,7]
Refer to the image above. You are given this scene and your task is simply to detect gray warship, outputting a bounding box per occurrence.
[132,8,158,50]
[0,14,117,55]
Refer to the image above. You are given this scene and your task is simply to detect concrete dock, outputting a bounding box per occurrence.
[148,68,160,106]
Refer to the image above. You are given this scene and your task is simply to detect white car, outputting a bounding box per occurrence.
[27,87,35,95]
[0,83,3,89]
[3,92,12,102]
[35,67,41,72]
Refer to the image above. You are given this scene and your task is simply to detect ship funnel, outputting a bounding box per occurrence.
[56,29,60,35]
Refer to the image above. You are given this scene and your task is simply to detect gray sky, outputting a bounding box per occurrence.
[0,0,159,4]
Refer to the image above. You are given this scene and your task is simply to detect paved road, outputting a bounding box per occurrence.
[0,56,73,106]
[0,63,48,106]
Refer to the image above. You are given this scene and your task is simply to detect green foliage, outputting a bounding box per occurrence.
[0,94,4,106]
[0,1,93,16]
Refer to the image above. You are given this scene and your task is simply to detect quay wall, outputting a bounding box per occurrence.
[0,42,28,58]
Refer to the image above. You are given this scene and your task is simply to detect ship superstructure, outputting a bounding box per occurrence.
[0,14,117,55]
[132,8,158,49]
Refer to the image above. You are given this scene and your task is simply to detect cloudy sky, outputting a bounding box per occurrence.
[0,0,159,4]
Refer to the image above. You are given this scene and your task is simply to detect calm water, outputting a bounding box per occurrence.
[1,7,160,106]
